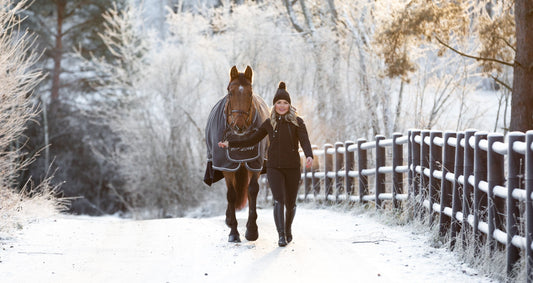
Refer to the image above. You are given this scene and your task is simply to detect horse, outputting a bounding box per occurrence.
[204,65,269,243]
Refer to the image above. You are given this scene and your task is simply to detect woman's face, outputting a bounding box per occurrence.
[274,99,290,115]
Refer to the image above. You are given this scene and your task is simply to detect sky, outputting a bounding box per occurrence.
[0,206,496,283]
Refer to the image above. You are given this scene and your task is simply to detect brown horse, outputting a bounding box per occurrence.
[205,65,269,242]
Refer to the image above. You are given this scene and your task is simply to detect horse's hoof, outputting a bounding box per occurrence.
[228,234,241,243]
[245,229,258,241]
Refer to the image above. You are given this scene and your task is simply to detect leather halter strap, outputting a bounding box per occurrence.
[225,93,255,133]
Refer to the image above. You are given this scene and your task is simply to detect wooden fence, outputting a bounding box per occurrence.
[260,129,533,281]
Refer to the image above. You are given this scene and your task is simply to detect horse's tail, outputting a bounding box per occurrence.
[234,166,249,210]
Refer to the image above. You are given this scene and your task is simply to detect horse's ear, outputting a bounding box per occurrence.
[230,66,239,81]
[244,65,253,83]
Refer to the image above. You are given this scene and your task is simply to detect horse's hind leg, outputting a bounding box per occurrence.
[226,184,240,243]
[245,173,259,241]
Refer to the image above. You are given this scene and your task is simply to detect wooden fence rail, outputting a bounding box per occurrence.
[260,129,533,281]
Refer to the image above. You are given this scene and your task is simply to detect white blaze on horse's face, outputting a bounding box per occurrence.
[227,82,253,134]
[227,66,254,135]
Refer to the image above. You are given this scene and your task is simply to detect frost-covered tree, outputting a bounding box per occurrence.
[81,4,222,218]
[67,0,511,216]
[375,0,530,132]
[16,0,123,101]
[1,0,42,190]
[0,0,63,232]
[15,0,130,215]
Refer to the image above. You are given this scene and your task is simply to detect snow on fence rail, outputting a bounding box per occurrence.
[259,129,533,281]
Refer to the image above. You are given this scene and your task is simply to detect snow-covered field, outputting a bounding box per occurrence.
[0,207,495,283]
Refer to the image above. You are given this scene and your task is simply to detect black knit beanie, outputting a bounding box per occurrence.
[272,82,291,105]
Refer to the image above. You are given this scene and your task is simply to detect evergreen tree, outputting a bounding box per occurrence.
[17,0,124,101]
[16,0,127,215]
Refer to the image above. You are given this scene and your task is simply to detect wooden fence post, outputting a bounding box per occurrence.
[439,131,455,237]
[345,141,355,198]
[334,142,344,202]
[473,132,488,244]
[420,130,431,217]
[411,130,421,210]
[303,153,311,201]
[407,130,414,199]
[324,144,333,201]
[506,132,524,276]
[462,129,476,246]
[358,138,368,203]
[392,133,403,209]
[450,132,464,249]
[375,135,385,209]
[525,130,533,280]
[312,145,320,198]
[429,131,443,223]
[487,133,505,252]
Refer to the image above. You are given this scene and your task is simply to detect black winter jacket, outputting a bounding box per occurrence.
[228,116,313,169]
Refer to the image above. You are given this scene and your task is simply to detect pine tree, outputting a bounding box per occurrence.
[17,0,124,102]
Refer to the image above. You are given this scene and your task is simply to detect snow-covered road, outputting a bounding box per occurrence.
[0,207,493,283]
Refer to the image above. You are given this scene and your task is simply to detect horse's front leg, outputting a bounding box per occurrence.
[245,172,259,241]
[226,184,240,243]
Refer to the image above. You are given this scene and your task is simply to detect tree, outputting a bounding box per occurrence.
[511,0,533,131]
[281,0,414,137]
[1,0,43,189]
[1,0,64,228]
[18,0,122,102]
[15,0,130,214]
[79,4,216,218]
[375,0,532,132]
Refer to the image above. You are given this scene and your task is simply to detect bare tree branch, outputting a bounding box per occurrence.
[434,36,515,67]
[298,0,315,32]
[282,0,304,33]
[489,74,512,91]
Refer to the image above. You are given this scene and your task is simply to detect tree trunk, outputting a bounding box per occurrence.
[510,0,533,131]
[42,96,50,170]
[299,0,315,32]
[283,0,304,33]
[326,0,338,24]
[393,80,404,133]
[51,1,65,101]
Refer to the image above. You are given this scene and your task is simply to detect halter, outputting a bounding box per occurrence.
[224,91,255,138]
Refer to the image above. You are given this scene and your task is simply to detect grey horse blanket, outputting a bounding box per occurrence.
[203,94,269,186]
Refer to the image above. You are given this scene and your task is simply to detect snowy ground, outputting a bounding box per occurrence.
[0,207,495,283]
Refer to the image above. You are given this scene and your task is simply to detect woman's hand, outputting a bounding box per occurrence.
[218,141,229,148]
[305,157,313,168]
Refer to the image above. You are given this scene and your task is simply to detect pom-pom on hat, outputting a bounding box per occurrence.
[273,82,291,105]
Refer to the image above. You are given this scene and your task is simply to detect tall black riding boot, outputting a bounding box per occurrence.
[285,205,296,243]
[273,201,287,247]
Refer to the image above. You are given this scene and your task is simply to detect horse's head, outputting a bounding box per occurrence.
[226,65,255,135]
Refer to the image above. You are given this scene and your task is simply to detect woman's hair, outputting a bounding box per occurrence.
[270,105,299,129]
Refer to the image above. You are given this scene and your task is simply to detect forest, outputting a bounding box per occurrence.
[1,0,531,219]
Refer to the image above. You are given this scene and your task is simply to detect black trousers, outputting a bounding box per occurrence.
[267,167,301,209]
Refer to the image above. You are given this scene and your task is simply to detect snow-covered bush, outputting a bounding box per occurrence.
[80,4,228,218]
[0,0,64,234]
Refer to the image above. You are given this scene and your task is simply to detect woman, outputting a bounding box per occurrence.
[219,82,314,247]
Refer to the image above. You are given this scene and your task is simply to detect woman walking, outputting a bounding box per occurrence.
[219,82,314,247]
